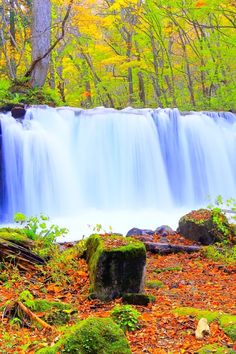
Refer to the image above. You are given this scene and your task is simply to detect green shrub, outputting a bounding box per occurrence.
[14,213,68,257]
[110,305,141,332]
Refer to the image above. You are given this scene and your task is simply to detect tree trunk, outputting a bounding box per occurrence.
[31,0,51,87]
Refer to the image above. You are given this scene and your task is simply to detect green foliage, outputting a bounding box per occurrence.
[14,213,27,224]
[110,305,141,332]
[203,245,236,264]
[0,78,62,106]
[14,213,68,257]
[207,196,236,244]
[43,241,86,284]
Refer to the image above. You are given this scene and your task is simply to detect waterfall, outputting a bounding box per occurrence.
[0,107,235,238]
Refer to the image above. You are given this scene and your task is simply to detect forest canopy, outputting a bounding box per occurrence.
[0,0,235,110]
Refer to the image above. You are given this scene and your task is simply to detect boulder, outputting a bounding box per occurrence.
[177,209,233,245]
[36,317,131,354]
[11,105,26,118]
[86,234,146,301]
[126,227,154,236]
[155,225,175,236]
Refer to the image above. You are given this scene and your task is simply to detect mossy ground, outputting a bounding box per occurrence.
[173,307,236,341]
[197,344,235,353]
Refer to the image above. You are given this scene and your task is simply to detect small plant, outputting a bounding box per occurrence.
[14,213,68,257]
[110,305,141,332]
[207,196,236,244]
[202,244,236,264]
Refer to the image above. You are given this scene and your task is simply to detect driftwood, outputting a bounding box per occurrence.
[0,238,45,270]
[145,242,201,254]
[16,301,53,329]
[2,300,53,329]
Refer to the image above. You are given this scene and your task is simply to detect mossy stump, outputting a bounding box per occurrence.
[177,209,232,245]
[36,317,132,354]
[86,234,146,301]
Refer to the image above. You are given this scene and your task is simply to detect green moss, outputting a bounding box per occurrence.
[36,317,131,354]
[154,266,182,273]
[219,314,236,341]
[122,293,156,306]
[174,307,236,341]
[146,280,164,289]
[29,299,71,312]
[173,307,220,323]
[0,228,30,245]
[197,344,235,353]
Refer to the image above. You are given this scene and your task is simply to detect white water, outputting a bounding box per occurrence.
[0,107,236,240]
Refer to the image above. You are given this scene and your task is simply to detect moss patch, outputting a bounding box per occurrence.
[219,314,236,341]
[173,307,220,323]
[36,317,131,354]
[154,265,182,273]
[0,228,32,247]
[146,280,164,289]
[197,344,235,353]
[173,307,236,341]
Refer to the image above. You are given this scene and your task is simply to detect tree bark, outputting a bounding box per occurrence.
[31,0,51,87]
[0,238,46,270]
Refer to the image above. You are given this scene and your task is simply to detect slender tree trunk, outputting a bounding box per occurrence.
[31,0,51,87]
[178,30,196,107]
[9,0,16,77]
[126,33,134,105]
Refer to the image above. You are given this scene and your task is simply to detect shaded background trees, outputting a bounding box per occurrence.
[0,0,235,110]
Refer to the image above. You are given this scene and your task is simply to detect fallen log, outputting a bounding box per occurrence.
[145,242,201,254]
[0,238,46,270]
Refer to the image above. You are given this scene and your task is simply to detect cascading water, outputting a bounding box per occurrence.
[0,107,235,240]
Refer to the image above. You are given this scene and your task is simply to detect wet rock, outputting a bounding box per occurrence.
[11,105,26,118]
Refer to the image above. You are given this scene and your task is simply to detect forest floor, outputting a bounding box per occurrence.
[0,234,235,354]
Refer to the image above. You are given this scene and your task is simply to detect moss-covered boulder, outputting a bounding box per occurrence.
[86,234,146,301]
[36,317,131,354]
[122,293,156,306]
[177,209,233,245]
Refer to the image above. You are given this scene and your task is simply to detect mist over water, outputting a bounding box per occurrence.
[0,107,235,240]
